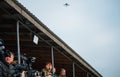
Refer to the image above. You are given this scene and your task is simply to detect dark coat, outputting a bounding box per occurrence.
[0,61,16,77]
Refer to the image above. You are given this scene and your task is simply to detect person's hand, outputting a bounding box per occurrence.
[36,76,41,77]
[46,75,52,77]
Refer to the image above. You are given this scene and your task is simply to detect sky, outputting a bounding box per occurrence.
[18,0,120,77]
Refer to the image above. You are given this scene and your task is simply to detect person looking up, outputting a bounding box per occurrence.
[59,68,66,77]
[0,50,16,77]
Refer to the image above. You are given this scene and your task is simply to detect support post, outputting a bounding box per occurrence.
[51,46,55,76]
[17,21,21,64]
[73,63,75,77]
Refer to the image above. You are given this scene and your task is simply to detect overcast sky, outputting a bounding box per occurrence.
[18,0,120,77]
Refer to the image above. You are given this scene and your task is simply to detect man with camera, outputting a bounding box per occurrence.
[0,39,42,77]
[0,39,16,77]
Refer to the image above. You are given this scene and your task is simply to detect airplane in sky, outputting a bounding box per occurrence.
[64,3,70,7]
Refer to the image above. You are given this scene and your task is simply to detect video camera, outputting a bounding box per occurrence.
[0,39,6,60]
[14,53,36,70]
[0,39,16,60]
[14,53,44,77]
[28,70,44,77]
[0,39,5,50]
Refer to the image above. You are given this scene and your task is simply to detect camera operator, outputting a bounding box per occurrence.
[0,50,17,77]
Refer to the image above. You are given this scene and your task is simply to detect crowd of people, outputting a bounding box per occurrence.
[0,39,66,77]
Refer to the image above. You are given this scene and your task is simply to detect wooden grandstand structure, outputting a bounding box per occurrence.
[0,0,102,77]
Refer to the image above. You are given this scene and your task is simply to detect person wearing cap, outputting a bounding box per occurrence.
[0,50,16,77]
